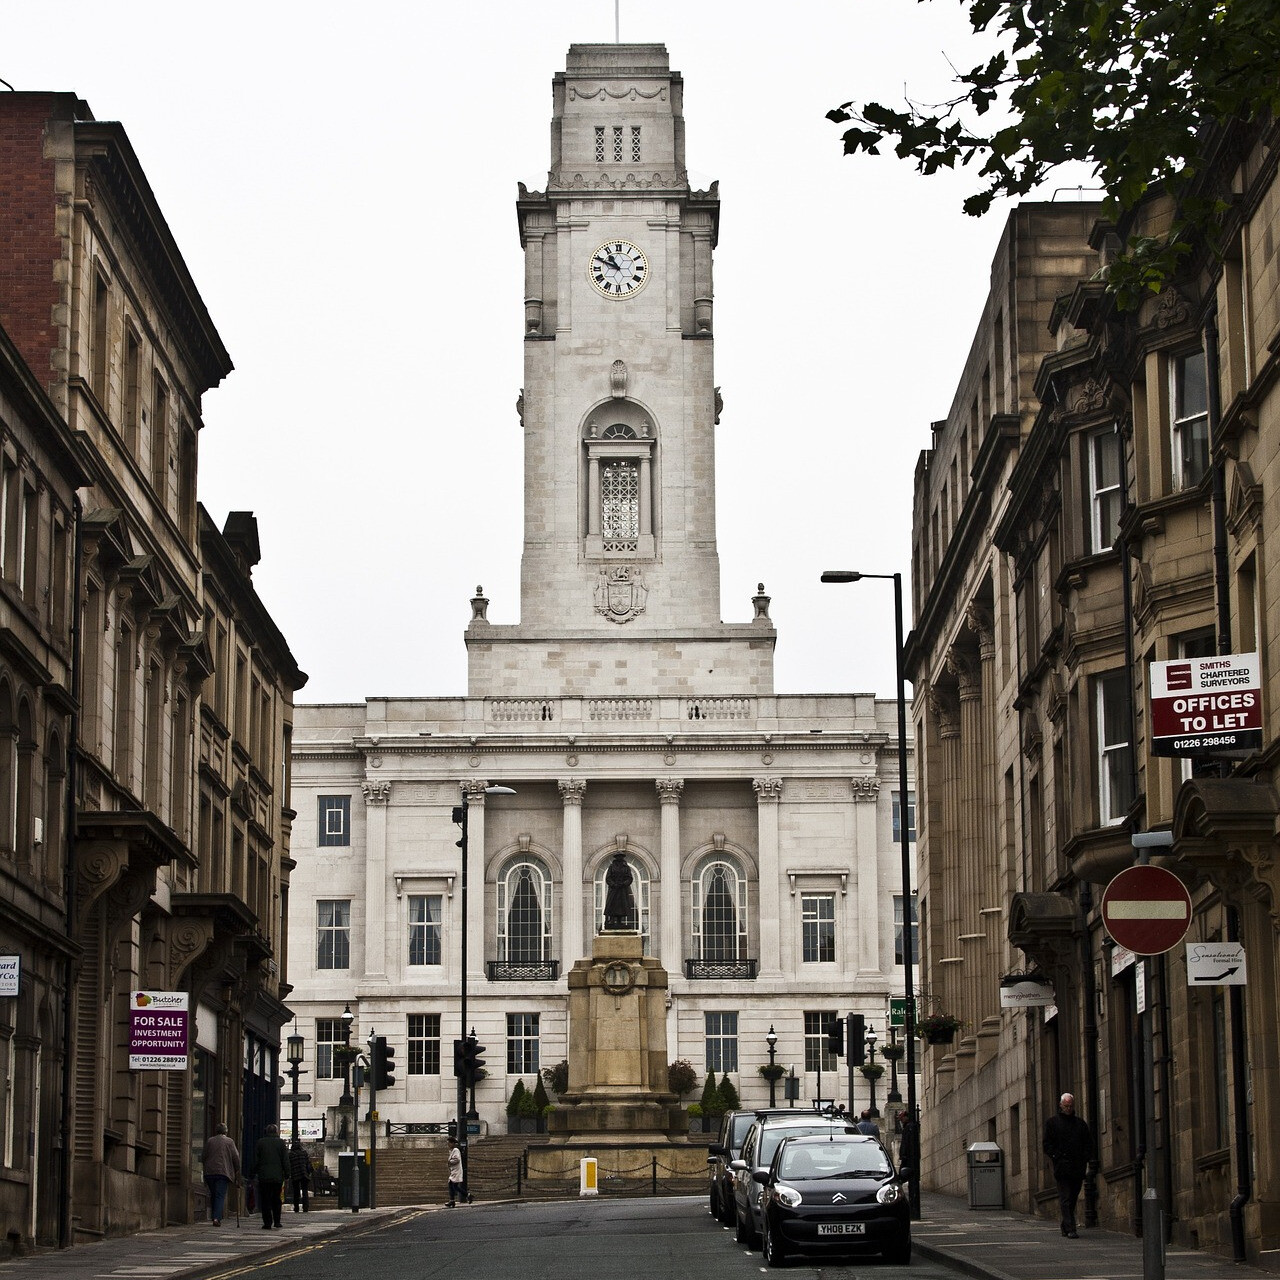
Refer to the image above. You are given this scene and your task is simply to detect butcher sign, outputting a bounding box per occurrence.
[1101,865,1192,956]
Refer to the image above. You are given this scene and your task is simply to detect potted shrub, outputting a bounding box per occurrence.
[687,1102,705,1134]
[668,1059,698,1099]
[917,1013,963,1045]
[507,1079,532,1132]
[532,1076,551,1132]
[516,1085,539,1133]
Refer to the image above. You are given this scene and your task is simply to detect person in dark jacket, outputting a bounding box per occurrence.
[288,1139,313,1212]
[253,1124,289,1229]
[1042,1093,1092,1237]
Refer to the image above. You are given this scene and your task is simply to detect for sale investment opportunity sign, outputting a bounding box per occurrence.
[129,990,189,1070]
[1150,652,1262,756]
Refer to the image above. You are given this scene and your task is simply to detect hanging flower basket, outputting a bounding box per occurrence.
[859,1064,885,1081]
[758,1063,786,1082]
[917,1013,962,1045]
[878,1044,905,1062]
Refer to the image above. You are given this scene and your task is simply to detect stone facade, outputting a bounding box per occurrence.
[0,93,304,1245]
[288,47,916,1154]
[908,120,1280,1268]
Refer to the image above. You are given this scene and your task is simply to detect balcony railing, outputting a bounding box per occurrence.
[487,960,560,981]
[684,958,758,980]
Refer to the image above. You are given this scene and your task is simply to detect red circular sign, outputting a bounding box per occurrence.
[1101,865,1192,955]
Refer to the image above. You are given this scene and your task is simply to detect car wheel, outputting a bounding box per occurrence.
[734,1203,751,1244]
[709,1184,720,1219]
[763,1215,787,1267]
[883,1228,912,1266]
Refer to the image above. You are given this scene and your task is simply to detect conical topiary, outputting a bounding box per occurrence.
[507,1078,527,1116]
[532,1075,550,1112]
[701,1071,722,1115]
[717,1074,741,1112]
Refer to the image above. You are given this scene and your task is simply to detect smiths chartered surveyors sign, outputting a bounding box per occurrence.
[1150,651,1261,756]
[129,990,189,1070]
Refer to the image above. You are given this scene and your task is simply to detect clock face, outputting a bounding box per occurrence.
[589,240,649,298]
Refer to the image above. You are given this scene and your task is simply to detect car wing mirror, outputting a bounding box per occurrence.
[752,1170,771,1185]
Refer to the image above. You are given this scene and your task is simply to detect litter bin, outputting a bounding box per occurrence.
[338,1150,370,1208]
[967,1141,1004,1208]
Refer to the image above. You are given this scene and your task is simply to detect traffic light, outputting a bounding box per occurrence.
[446,1117,457,1140]
[453,1038,465,1078]
[461,1034,486,1085]
[848,1013,866,1065]
[371,1035,396,1090]
[826,1017,844,1057]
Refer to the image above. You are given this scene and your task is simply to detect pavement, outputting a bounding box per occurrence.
[0,1191,1272,1279]
[915,1193,1275,1280]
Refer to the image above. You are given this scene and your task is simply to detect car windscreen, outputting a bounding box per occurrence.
[758,1124,848,1167]
[777,1141,892,1180]
[729,1113,756,1153]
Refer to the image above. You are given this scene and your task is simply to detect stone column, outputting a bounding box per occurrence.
[559,779,587,963]
[362,780,391,981]
[968,603,1002,1045]
[588,455,601,536]
[850,777,881,975]
[929,685,962,1084]
[463,779,489,982]
[752,777,783,979]
[656,779,684,974]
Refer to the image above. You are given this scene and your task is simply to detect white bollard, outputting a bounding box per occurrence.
[580,1157,598,1197]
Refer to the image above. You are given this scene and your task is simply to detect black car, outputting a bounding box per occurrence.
[729,1112,855,1247]
[707,1109,791,1224]
[754,1132,911,1266]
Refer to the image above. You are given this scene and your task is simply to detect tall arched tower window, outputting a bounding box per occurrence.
[584,405,656,559]
[497,857,553,963]
[692,857,747,961]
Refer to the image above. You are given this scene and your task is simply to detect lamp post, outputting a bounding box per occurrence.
[452,784,515,1192]
[285,1034,304,1142]
[339,1003,358,1212]
[885,1025,902,1105]
[864,1024,879,1117]
[765,1025,779,1107]
[821,569,919,1218]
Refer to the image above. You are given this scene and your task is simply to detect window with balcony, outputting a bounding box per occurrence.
[689,856,751,979]
[496,857,552,966]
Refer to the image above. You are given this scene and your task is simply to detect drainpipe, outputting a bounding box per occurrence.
[1080,882,1100,1228]
[59,493,83,1249]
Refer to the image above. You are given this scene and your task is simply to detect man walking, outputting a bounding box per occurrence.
[202,1123,240,1226]
[288,1138,313,1212]
[1043,1092,1092,1237]
[254,1123,289,1229]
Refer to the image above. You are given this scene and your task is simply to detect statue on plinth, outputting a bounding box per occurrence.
[602,852,636,931]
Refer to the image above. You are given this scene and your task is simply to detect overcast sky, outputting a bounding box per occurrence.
[5,0,1084,706]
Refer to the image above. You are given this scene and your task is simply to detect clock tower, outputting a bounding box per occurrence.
[466,44,776,697]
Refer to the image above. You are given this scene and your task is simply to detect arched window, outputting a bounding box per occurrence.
[692,858,747,961]
[593,854,650,951]
[584,405,655,558]
[497,857,552,963]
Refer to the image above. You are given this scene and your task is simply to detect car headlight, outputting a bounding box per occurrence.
[773,1183,803,1208]
[876,1181,903,1205]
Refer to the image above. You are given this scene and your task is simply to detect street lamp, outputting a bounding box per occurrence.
[765,1025,779,1107]
[452,784,515,1191]
[864,1024,879,1117]
[821,569,919,1218]
[285,1033,305,1142]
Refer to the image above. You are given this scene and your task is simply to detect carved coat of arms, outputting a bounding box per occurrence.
[594,566,648,624]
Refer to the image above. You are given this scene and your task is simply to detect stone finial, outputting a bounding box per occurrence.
[470,586,489,623]
[752,583,771,621]
[516,389,525,426]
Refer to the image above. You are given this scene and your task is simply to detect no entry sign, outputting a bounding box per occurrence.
[1102,866,1192,955]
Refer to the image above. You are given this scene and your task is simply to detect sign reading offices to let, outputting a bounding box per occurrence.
[1150,652,1261,756]
[129,991,189,1070]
